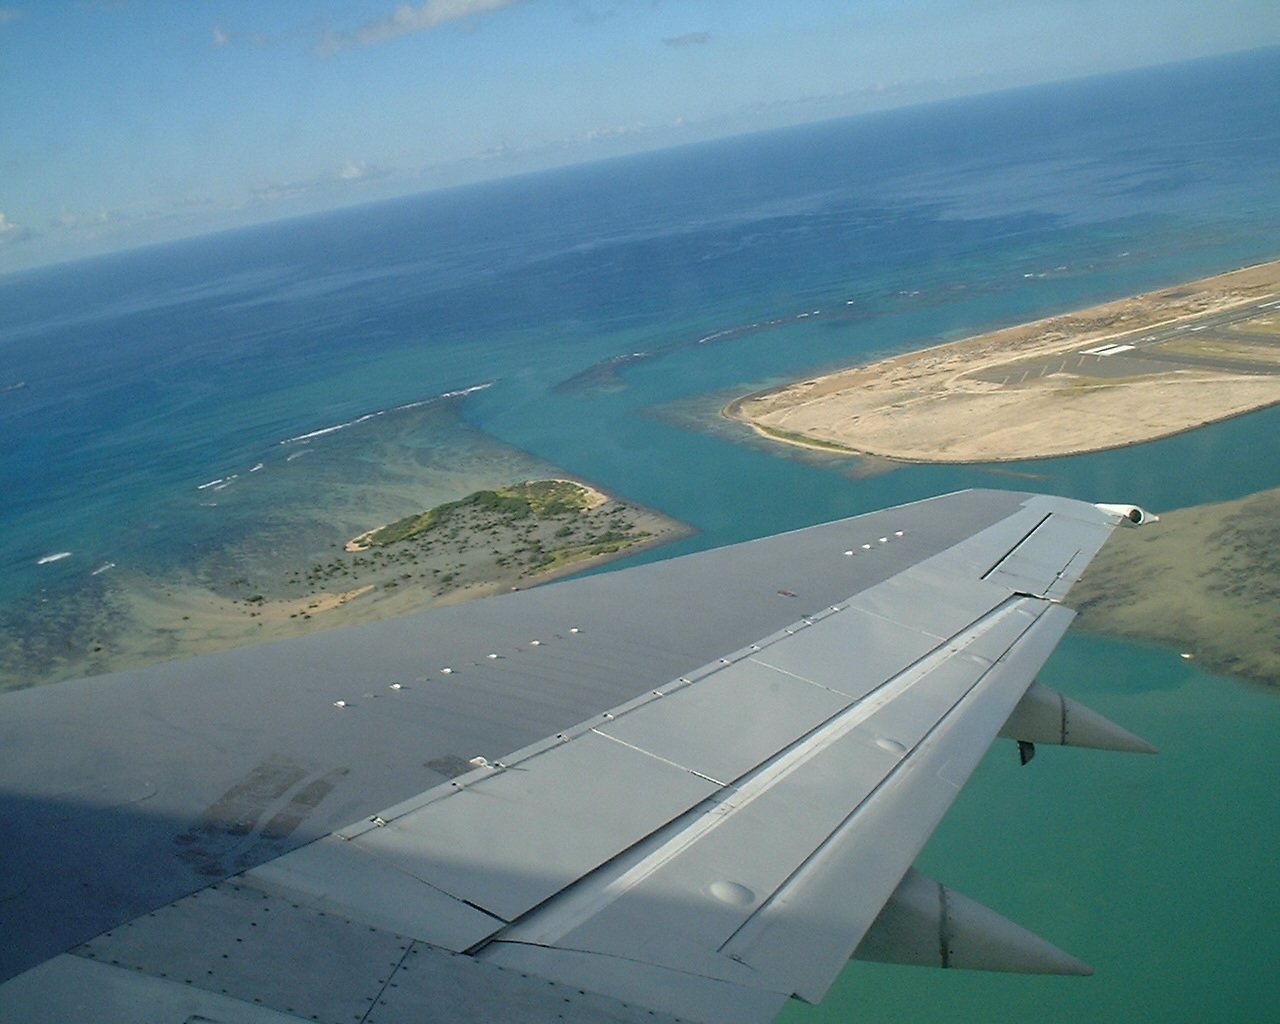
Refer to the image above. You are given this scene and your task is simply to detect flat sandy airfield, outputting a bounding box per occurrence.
[727,261,1280,462]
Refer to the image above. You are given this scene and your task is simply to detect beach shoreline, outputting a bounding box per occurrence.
[726,259,1280,464]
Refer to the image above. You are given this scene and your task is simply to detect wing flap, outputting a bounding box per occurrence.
[345,732,721,924]
[723,602,1074,1001]
[245,833,506,950]
[483,599,1073,1011]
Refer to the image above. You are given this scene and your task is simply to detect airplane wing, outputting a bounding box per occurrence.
[0,489,1157,1023]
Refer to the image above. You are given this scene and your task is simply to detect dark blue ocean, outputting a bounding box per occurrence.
[1,47,1278,1022]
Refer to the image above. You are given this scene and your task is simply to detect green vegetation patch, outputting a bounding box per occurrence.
[526,527,653,576]
[365,480,596,547]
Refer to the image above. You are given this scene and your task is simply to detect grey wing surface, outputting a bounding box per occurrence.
[0,489,1156,1023]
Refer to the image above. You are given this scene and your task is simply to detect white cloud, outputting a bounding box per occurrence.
[0,211,32,247]
[338,160,374,180]
[208,21,281,50]
[0,9,22,27]
[315,0,522,56]
[251,162,390,202]
[53,208,111,231]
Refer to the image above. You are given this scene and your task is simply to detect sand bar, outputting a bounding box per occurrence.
[727,261,1280,463]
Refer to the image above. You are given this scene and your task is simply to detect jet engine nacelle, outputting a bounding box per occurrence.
[1094,502,1159,526]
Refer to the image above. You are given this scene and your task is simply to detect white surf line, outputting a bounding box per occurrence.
[278,382,495,446]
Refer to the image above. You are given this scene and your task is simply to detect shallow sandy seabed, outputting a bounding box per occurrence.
[0,489,689,691]
[728,261,1280,463]
[1071,487,1280,689]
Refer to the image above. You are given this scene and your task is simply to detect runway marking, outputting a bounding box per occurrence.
[1081,343,1135,356]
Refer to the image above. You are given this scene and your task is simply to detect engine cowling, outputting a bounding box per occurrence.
[1095,502,1159,526]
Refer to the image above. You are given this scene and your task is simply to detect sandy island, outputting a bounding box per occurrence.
[726,260,1280,463]
[0,479,689,691]
[345,479,608,552]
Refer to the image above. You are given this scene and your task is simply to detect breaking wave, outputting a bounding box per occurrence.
[278,382,494,446]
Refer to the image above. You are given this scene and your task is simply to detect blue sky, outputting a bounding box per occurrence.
[2,1,1278,273]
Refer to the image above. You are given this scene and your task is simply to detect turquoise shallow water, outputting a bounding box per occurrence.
[1,47,1278,1021]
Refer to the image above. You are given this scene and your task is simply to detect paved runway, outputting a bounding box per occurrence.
[974,294,1280,385]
